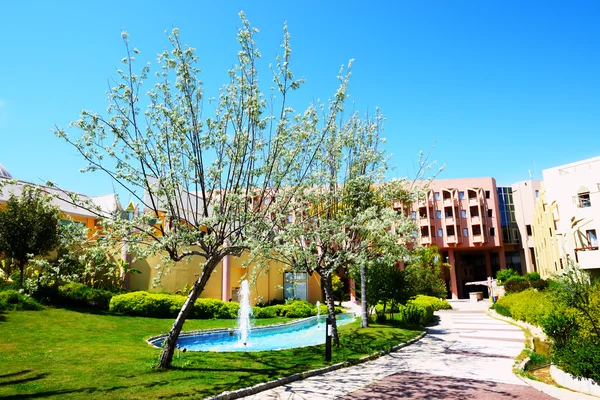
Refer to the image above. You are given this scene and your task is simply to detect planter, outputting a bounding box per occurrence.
[550,365,600,397]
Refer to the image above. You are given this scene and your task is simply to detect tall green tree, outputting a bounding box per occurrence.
[404,245,449,299]
[55,14,354,369]
[252,109,419,343]
[0,186,60,286]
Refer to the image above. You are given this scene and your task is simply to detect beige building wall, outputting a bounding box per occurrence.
[129,249,324,305]
[511,180,542,273]
[533,157,600,278]
[532,183,562,279]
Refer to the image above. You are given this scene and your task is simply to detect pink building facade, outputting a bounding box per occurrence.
[412,177,508,299]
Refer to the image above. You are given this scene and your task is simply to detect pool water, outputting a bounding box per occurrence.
[152,313,355,352]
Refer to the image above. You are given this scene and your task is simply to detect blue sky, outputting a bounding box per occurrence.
[1,1,599,201]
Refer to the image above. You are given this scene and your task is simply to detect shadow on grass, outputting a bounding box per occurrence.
[0,370,32,380]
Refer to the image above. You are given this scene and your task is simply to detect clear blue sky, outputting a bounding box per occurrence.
[1,0,599,200]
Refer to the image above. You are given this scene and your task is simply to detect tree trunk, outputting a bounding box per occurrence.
[19,260,25,287]
[157,257,219,369]
[321,270,340,346]
[360,263,368,327]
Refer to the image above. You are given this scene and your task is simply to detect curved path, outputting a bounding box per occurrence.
[242,300,554,399]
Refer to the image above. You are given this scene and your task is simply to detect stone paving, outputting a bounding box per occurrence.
[241,300,557,399]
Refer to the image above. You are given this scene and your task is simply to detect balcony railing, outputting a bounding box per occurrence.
[447,234,457,244]
[420,236,432,245]
[577,247,600,269]
[473,234,484,243]
[443,198,456,206]
[471,215,480,223]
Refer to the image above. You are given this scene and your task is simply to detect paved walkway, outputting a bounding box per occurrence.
[242,300,555,399]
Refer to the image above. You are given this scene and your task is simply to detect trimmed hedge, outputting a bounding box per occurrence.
[411,295,452,311]
[492,288,556,325]
[403,300,434,325]
[109,292,340,319]
[0,290,43,311]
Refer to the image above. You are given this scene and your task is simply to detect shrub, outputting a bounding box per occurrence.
[526,272,541,281]
[254,305,278,318]
[494,289,556,325]
[411,295,452,311]
[496,268,519,284]
[402,301,434,325]
[552,339,600,383]
[504,276,529,294]
[282,300,314,318]
[0,290,43,311]
[492,302,511,318]
[109,291,186,318]
[58,282,115,310]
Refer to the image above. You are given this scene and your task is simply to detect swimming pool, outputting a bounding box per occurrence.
[148,313,355,352]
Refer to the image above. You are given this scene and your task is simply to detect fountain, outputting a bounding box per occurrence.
[236,280,252,345]
[316,301,321,326]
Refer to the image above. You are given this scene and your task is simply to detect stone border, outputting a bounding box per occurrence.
[146,316,317,348]
[204,331,427,400]
[488,309,600,399]
[550,365,600,397]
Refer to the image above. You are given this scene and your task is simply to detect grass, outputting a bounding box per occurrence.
[0,308,422,399]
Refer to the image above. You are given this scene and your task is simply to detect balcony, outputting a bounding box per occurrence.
[468,197,479,206]
[445,216,455,224]
[420,236,432,245]
[443,198,456,207]
[471,215,480,224]
[577,247,600,270]
[447,234,457,244]
[473,234,484,243]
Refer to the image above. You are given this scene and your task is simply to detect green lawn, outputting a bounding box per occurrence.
[0,308,422,399]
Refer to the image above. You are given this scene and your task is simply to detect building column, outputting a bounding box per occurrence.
[485,250,492,279]
[221,255,231,302]
[499,250,507,270]
[449,250,458,300]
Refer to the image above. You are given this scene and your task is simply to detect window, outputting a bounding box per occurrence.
[438,229,443,237]
[445,210,451,218]
[459,191,465,200]
[586,229,598,248]
[490,227,495,236]
[411,211,417,220]
[487,209,493,217]
[463,228,469,237]
[434,192,440,200]
[485,190,490,199]
[526,225,532,236]
[578,192,591,208]
[284,272,307,300]
[436,210,442,218]
[535,190,539,198]
[461,210,467,218]
[287,215,293,224]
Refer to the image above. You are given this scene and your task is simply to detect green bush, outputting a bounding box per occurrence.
[553,339,600,383]
[494,289,556,325]
[109,291,186,318]
[526,272,541,281]
[282,300,314,318]
[492,302,512,318]
[402,301,434,325]
[0,290,43,311]
[411,295,452,311]
[496,268,520,284]
[58,282,115,310]
[504,276,529,294]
